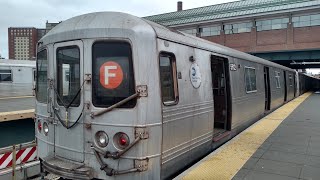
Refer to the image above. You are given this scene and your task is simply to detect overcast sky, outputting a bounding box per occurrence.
[0,0,237,59]
[1,0,319,73]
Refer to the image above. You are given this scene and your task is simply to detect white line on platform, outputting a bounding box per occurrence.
[0,96,34,100]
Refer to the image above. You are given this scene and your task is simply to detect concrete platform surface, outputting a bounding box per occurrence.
[175,92,318,180]
[0,96,34,113]
[233,92,320,180]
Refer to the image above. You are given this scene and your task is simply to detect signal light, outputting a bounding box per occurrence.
[114,132,130,150]
[95,131,109,148]
[37,120,42,133]
[43,122,49,136]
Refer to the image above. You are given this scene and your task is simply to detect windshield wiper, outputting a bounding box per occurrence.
[91,85,147,118]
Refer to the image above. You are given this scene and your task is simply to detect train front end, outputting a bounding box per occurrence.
[35,12,162,179]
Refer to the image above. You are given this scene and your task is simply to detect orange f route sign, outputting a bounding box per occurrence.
[99,61,123,89]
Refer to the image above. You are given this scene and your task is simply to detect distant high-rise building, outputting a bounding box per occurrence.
[8,21,60,60]
[8,27,37,60]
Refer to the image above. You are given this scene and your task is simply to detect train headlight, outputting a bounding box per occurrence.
[113,132,130,150]
[43,122,49,136]
[95,131,109,148]
[37,120,42,133]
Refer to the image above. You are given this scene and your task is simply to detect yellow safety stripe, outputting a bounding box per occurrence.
[181,92,312,180]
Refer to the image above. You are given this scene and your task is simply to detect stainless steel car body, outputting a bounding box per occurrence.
[35,12,314,180]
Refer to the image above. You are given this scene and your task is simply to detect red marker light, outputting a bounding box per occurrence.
[119,135,127,146]
[37,121,42,132]
[114,132,130,150]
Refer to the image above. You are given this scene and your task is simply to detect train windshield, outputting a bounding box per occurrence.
[36,49,48,103]
[92,41,136,108]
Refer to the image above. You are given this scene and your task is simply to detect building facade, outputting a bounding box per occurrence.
[145,0,320,68]
[8,27,37,60]
[8,21,59,60]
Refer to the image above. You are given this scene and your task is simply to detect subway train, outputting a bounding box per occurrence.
[34,12,319,180]
[0,59,71,98]
[0,59,36,97]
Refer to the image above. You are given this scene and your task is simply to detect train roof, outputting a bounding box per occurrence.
[42,12,294,72]
[0,59,36,68]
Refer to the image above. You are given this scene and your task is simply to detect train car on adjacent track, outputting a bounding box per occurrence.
[0,59,36,97]
[34,12,318,180]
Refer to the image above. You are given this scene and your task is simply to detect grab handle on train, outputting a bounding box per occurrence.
[91,85,148,117]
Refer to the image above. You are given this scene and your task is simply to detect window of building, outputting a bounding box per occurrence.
[200,26,221,36]
[245,67,257,93]
[57,46,81,107]
[92,41,136,108]
[293,14,320,27]
[224,22,252,34]
[179,28,197,36]
[256,18,289,31]
[275,71,281,88]
[0,70,12,82]
[159,52,179,105]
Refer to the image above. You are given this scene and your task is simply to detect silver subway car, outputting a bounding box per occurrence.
[35,12,314,180]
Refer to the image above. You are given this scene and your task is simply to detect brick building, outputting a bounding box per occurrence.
[8,21,59,60]
[8,27,37,60]
[145,0,320,68]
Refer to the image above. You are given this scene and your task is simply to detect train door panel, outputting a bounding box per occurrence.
[211,55,231,134]
[264,67,271,111]
[52,40,84,162]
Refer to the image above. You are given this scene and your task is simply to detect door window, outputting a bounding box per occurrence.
[245,67,257,93]
[57,46,80,107]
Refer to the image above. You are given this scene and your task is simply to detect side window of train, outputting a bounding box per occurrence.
[36,49,48,103]
[159,52,179,105]
[244,67,257,93]
[0,69,12,82]
[289,74,293,86]
[275,71,281,88]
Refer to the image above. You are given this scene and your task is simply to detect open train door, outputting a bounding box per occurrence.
[210,55,231,138]
[264,67,271,111]
[284,71,288,102]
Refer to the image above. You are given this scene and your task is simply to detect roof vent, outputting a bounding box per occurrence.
[177,1,183,11]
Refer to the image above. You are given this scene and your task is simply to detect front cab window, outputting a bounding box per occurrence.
[92,41,136,108]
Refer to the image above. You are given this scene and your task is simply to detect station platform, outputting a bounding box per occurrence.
[0,96,35,122]
[176,92,320,180]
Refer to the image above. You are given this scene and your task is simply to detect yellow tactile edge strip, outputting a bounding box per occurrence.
[0,109,35,122]
[177,92,312,180]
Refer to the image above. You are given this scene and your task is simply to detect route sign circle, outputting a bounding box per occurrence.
[99,61,123,89]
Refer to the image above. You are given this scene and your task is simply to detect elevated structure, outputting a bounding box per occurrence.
[145,0,320,69]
